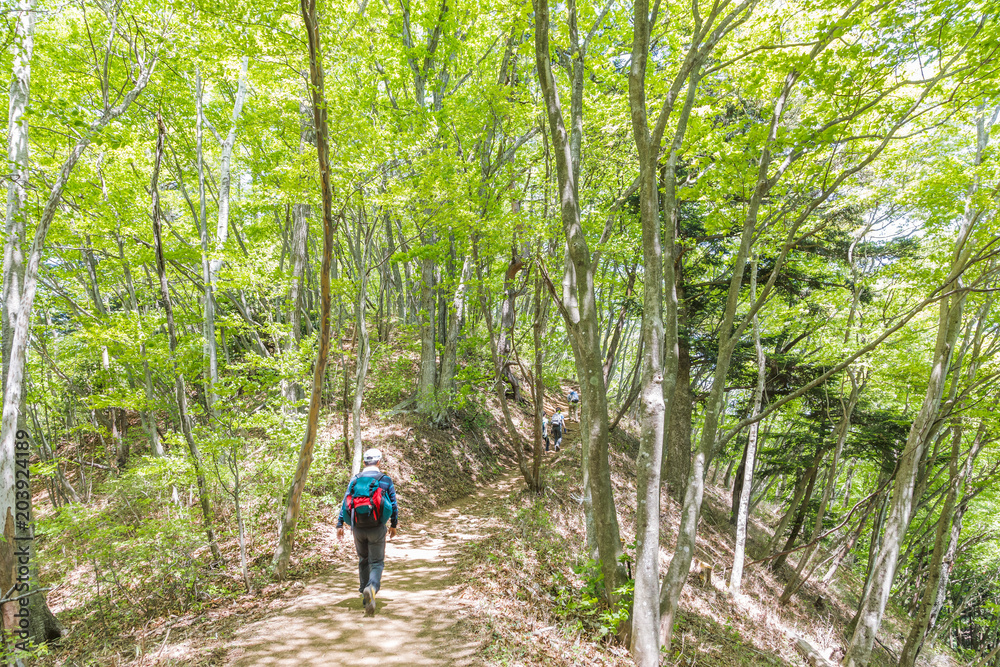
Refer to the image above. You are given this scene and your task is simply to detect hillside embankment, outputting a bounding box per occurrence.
[34,381,961,667]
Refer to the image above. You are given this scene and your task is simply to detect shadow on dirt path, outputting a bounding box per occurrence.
[226,470,524,666]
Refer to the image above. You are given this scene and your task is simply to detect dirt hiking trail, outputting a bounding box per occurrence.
[225,468,527,666]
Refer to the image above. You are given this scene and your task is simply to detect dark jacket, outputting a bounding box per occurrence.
[337,467,398,528]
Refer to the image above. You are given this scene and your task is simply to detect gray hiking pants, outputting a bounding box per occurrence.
[352,523,388,593]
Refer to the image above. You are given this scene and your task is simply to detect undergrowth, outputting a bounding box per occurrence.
[455,479,633,666]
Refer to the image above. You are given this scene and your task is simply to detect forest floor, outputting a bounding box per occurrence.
[34,389,512,665]
[32,377,965,667]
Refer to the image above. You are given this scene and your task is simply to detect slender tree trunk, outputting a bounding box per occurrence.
[283,202,309,408]
[842,107,986,665]
[601,267,636,384]
[533,0,622,601]
[531,265,547,492]
[385,214,404,321]
[842,239,967,665]
[730,258,766,594]
[2,0,32,398]
[771,452,822,572]
[779,374,861,602]
[351,225,373,475]
[81,237,129,469]
[0,0,33,522]
[29,407,79,504]
[898,423,963,667]
[1,24,154,642]
[842,462,856,507]
[900,421,984,666]
[194,65,218,418]
[822,495,871,583]
[664,280,691,502]
[231,458,252,594]
[0,4,58,645]
[273,0,339,578]
[116,233,162,456]
[434,253,472,424]
[282,100,314,408]
[498,246,526,404]
[203,56,249,415]
[472,239,531,484]
[627,6,694,650]
[416,238,437,414]
[151,115,223,564]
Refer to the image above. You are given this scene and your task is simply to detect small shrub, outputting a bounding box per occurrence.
[553,547,635,643]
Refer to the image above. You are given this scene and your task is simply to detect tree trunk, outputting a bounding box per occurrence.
[434,253,472,424]
[771,452,822,572]
[531,265,547,492]
[601,267,636,384]
[730,435,752,523]
[385,214,405,321]
[283,99,315,408]
[350,223,373,474]
[779,373,861,603]
[472,239,531,485]
[498,246,526,404]
[115,232,162,456]
[194,65,217,417]
[842,108,986,667]
[533,0,622,602]
[1,7,35,640]
[658,75,796,653]
[283,202,310,408]
[899,420,984,666]
[273,0,339,578]
[664,278,692,502]
[415,238,437,415]
[729,258,766,594]
[233,463,252,594]
[1,20,154,642]
[203,55,249,416]
[151,115,223,564]
[843,244,965,664]
[2,0,32,400]
[842,462,855,508]
[627,0,697,649]
[821,512,864,583]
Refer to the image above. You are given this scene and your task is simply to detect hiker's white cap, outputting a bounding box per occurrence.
[363,448,383,465]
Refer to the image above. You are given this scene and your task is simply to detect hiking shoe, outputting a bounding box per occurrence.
[363,584,377,616]
[555,445,560,451]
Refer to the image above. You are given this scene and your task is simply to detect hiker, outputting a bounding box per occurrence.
[550,410,565,451]
[567,388,580,420]
[542,413,550,451]
[336,448,398,617]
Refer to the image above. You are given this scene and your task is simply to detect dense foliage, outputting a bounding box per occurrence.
[3,0,1000,664]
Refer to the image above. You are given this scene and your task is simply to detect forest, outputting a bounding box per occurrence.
[3,0,1000,665]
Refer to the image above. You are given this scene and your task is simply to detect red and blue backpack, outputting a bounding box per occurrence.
[345,474,392,528]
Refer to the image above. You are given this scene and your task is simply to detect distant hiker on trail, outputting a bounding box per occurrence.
[542,413,551,451]
[567,389,580,420]
[336,448,398,617]
[550,410,565,451]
